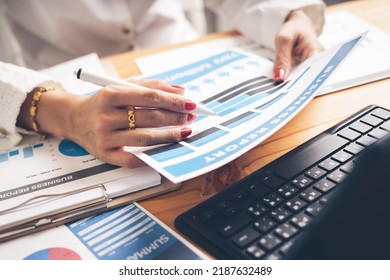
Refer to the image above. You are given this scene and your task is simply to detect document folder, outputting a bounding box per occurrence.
[0,130,181,243]
[0,176,180,242]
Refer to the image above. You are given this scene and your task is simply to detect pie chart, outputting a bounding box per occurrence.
[24,247,81,260]
[58,139,89,157]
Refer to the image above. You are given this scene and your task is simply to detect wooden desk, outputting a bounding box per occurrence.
[104,0,390,253]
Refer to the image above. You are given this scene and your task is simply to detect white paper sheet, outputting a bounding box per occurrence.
[126,33,365,183]
[317,11,390,94]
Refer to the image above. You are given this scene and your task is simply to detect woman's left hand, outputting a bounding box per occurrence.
[273,9,324,82]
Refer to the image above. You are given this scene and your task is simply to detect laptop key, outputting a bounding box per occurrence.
[247,245,266,259]
[247,183,271,198]
[331,150,353,163]
[216,213,252,237]
[319,158,340,172]
[344,142,365,155]
[259,173,284,189]
[341,160,355,173]
[299,187,322,202]
[277,183,299,198]
[337,127,361,141]
[274,222,299,240]
[357,135,377,147]
[247,203,268,218]
[371,108,390,120]
[279,239,296,256]
[319,192,335,205]
[305,201,323,217]
[349,121,372,134]
[360,114,383,127]
[263,193,284,207]
[313,178,336,193]
[291,212,312,228]
[258,234,282,251]
[285,197,307,212]
[232,227,261,248]
[305,166,326,180]
[369,127,388,139]
[269,207,292,222]
[272,134,348,180]
[253,217,277,233]
[327,169,348,183]
[292,175,313,189]
[380,121,390,131]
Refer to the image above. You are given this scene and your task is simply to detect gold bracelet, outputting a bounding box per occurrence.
[29,86,55,140]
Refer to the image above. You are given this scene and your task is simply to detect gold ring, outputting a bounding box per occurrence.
[127,106,136,129]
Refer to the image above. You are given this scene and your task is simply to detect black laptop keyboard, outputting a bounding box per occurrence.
[174,105,390,259]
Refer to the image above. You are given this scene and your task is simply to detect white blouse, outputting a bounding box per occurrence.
[0,0,325,149]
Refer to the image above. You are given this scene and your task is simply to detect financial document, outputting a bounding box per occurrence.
[0,203,206,260]
[126,33,365,183]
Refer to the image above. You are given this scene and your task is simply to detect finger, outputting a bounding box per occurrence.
[125,109,196,129]
[103,148,147,169]
[302,42,324,61]
[273,33,294,82]
[101,85,194,113]
[103,127,192,148]
[294,39,324,62]
[97,108,195,130]
[125,78,185,94]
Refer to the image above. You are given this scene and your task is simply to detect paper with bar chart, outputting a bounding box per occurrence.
[127,33,366,183]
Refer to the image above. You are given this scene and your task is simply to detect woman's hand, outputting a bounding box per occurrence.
[22,79,196,168]
[273,9,324,82]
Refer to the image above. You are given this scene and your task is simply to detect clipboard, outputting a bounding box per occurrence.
[0,175,181,243]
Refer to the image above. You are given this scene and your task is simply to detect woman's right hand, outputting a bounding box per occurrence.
[23,79,197,168]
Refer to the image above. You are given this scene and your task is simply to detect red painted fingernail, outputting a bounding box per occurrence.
[274,68,285,81]
[184,101,196,111]
[181,128,192,138]
[187,114,197,122]
[171,84,185,90]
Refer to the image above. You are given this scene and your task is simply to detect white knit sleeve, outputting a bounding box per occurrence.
[0,62,64,149]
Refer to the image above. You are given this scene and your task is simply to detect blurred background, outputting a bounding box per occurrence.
[180,0,352,36]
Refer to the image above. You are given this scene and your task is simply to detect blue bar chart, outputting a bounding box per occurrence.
[0,142,44,163]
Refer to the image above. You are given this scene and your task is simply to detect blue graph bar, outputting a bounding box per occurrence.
[203,76,268,104]
[218,93,269,116]
[207,100,221,109]
[146,143,194,162]
[33,143,44,149]
[186,128,229,147]
[257,91,289,110]
[1,144,42,163]
[0,153,8,162]
[235,93,268,108]
[222,112,261,129]
[218,78,273,102]
[218,108,236,117]
[213,94,250,112]
[23,146,33,158]
[9,150,19,156]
